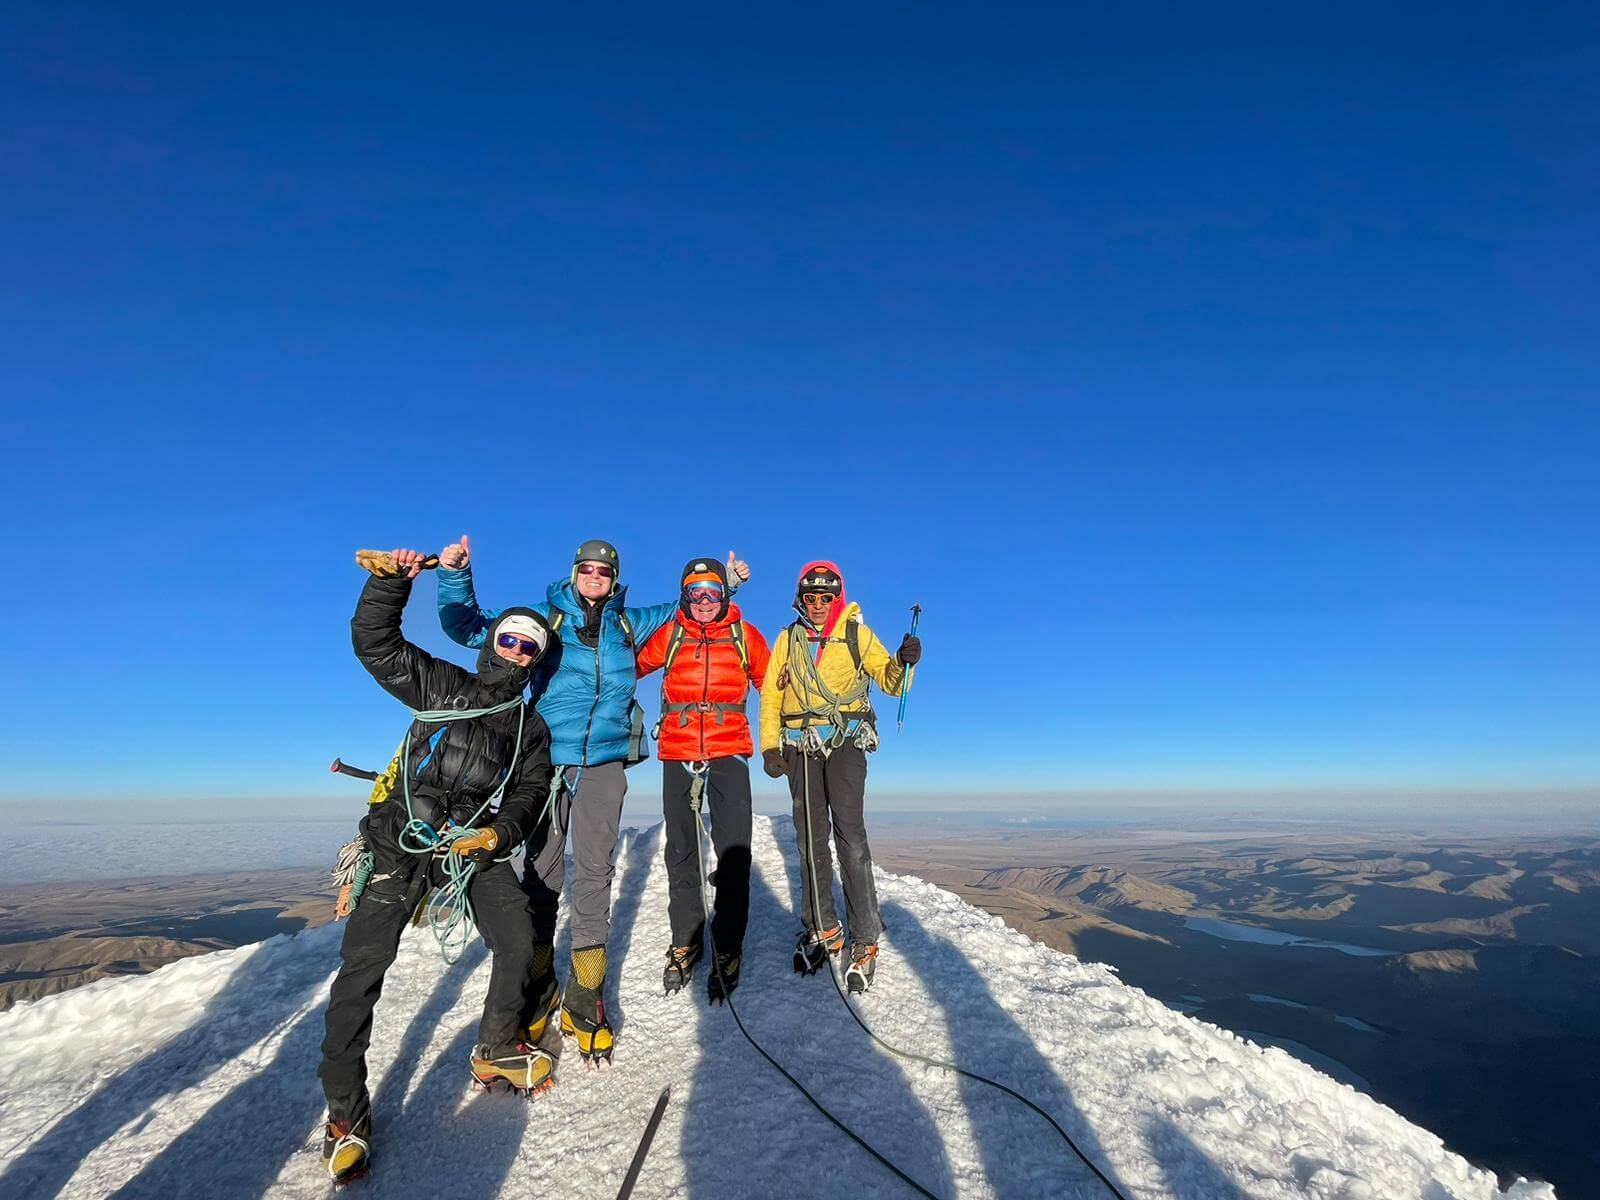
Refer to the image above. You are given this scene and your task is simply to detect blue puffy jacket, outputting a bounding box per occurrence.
[437,566,676,768]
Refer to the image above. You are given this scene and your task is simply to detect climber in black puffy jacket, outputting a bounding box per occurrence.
[318,548,556,1185]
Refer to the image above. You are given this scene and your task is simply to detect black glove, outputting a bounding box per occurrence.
[896,634,922,667]
[762,749,787,779]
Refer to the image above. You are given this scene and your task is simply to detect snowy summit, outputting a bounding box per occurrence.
[0,816,1556,1199]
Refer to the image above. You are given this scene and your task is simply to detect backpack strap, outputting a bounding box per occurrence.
[618,609,634,649]
[660,622,688,674]
[548,611,564,634]
[845,618,863,676]
[729,618,750,673]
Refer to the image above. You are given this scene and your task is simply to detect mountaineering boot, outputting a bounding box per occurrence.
[322,1114,372,1185]
[470,1042,554,1097]
[846,942,879,994]
[707,949,741,1004]
[560,944,614,1067]
[793,923,845,976]
[522,942,560,1045]
[663,943,702,996]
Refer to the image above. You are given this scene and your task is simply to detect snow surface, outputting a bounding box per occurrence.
[0,816,1556,1200]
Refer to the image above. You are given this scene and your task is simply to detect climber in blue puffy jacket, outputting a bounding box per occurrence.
[435,534,749,1067]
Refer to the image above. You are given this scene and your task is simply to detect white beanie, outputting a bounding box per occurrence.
[495,614,548,653]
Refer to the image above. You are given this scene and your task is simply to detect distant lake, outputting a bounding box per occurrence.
[1184,916,1393,957]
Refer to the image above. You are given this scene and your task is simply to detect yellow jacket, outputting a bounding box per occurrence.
[759,602,907,751]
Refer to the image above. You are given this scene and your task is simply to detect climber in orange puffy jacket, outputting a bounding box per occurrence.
[636,556,771,1003]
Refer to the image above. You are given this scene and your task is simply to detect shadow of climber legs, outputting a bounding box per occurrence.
[880,900,1137,1200]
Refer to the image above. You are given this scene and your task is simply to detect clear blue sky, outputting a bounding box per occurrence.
[3,3,1597,814]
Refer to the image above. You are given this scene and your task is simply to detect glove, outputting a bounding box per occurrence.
[762,749,787,779]
[896,634,922,667]
[356,549,403,578]
[451,824,504,865]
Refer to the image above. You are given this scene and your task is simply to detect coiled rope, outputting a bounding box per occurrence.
[395,695,527,963]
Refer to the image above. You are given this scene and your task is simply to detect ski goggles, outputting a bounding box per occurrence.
[576,562,615,579]
[685,585,724,604]
[496,633,543,655]
[800,591,839,605]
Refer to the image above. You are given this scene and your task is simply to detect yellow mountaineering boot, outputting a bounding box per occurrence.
[469,1042,554,1097]
[560,944,614,1067]
[321,1115,371,1185]
[522,942,561,1045]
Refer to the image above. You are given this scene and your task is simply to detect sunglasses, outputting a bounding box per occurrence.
[576,563,615,579]
[496,633,542,655]
[686,586,724,604]
[801,592,838,606]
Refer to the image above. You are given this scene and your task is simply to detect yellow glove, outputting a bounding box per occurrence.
[452,826,501,863]
[356,549,402,577]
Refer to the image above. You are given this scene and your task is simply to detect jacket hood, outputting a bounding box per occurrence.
[472,605,548,702]
[794,559,847,637]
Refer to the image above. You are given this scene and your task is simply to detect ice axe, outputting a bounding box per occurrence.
[896,603,921,731]
[354,550,441,576]
[330,757,380,782]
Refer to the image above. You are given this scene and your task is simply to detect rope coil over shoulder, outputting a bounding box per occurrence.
[395,694,529,963]
[783,622,876,754]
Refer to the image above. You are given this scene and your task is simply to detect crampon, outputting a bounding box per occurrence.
[469,1043,554,1097]
[792,924,845,976]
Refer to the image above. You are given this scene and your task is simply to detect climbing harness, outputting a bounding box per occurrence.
[684,759,942,1199]
[792,733,1133,1200]
[779,620,878,754]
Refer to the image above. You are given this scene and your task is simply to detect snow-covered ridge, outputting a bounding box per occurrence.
[0,816,1555,1199]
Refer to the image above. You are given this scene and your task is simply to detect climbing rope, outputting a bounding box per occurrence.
[395,695,528,963]
[794,747,1134,1200]
[685,759,940,1199]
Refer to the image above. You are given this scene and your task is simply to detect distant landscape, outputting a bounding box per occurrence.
[876,825,1600,1200]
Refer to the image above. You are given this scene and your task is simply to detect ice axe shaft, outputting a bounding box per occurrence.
[896,603,921,730]
[330,758,380,782]
[616,1086,671,1200]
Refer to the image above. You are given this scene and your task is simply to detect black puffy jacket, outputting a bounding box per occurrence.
[351,574,553,845]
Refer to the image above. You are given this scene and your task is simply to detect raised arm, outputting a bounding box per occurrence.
[635,621,673,679]
[351,570,466,711]
[436,534,497,649]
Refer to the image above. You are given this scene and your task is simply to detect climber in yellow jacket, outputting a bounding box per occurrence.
[760,559,921,993]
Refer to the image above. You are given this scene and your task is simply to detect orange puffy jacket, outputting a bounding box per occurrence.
[636,603,771,762]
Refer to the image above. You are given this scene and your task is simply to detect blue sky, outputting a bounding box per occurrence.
[3,3,1597,814]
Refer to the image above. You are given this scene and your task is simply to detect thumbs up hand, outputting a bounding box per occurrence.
[440,534,471,570]
[727,550,750,584]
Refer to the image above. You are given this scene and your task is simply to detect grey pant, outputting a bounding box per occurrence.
[521,760,627,949]
[785,743,879,943]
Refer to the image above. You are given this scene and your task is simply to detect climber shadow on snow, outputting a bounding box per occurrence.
[0,936,333,1200]
[376,1023,531,1194]
[108,933,492,1199]
[598,827,657,1038]
[371,938,489,1123]
[880,899,1140,1200]
[676,824,956,1199]
[1143,1113,1251,1200]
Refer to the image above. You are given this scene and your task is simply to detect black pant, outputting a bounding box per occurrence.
[785,743,879,943]
[317,804,535,1127]
[662,757,752,955]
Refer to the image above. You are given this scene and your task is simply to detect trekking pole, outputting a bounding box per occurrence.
[896,604,921,731]
[330,758,380,782]
[615,1085,671,1200]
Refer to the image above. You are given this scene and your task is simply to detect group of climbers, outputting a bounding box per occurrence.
[316,537,919,1184]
